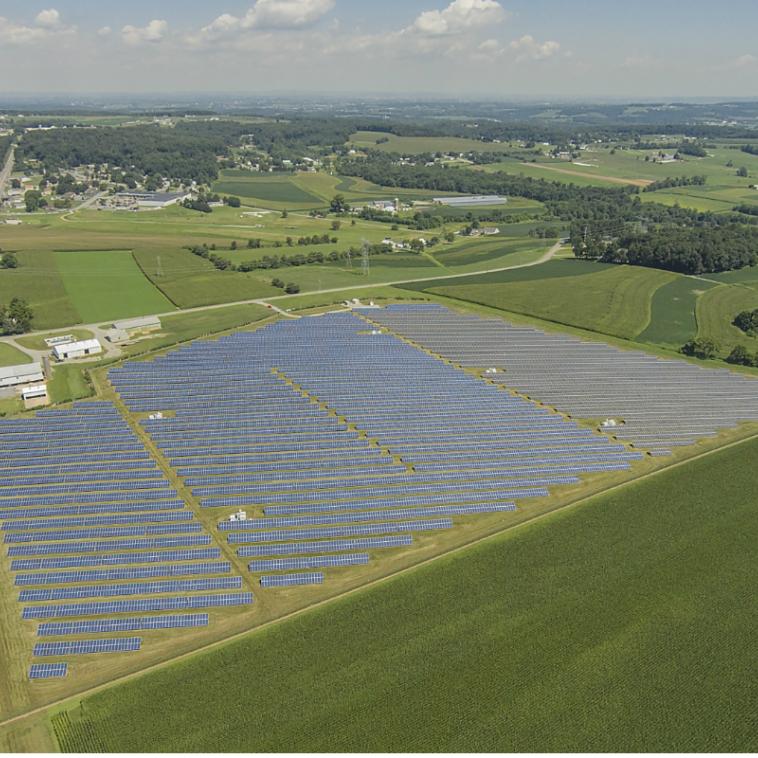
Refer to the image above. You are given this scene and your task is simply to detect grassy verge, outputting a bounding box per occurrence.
[0,343,33,367]
[49,433,758,752]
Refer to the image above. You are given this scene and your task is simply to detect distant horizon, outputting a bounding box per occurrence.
[1,0,756,98]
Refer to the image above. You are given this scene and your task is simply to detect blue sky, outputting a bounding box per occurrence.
[1,0,756,97]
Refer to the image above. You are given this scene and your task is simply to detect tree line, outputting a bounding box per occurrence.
[643,175,706,192]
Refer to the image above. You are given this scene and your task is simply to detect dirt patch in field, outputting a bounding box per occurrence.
[523,163,654,187]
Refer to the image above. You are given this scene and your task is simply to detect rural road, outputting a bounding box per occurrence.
[0,239,566,359]
[0,142,15,198]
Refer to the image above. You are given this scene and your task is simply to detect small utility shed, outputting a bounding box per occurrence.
[53,339,103,361]
[0,363,44,388]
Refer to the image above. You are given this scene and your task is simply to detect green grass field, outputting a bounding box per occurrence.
[637,276,718,346]
[51,434,758,752]
[213,172,323,206]
[55,250,174,322]
[0,343,32,367]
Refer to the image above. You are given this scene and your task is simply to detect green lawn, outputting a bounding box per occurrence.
[52,434,758,752]
[0,342,33,367]
[55,250,174,322]
[47,363,93,404]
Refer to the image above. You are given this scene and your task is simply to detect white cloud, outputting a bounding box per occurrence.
[192,0,334,45]
[510,34,560,61]
[0,9,74,45]
[405,0,506,37]
[97,26,112,36]
[733,53,757,68]
[242,0,335,29]
[35,9,61,28]
[121,19,168,46]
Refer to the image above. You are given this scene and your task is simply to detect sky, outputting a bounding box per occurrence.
[0,0,757,98]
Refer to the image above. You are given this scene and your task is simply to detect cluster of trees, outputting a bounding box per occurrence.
[681,338,719,360]
[356,207,443,230]
[271,278,300,294]
[0,251,18,268]
[675,143,708,157]
[733,204,758,217]
[643,175,706,192]
[581,225,758,274]
[23,190,47,212]
[733,308,758,335]
[16,122,246,184]
[740,145,758,156]
[724,344,758,367]
[0,298,33,335]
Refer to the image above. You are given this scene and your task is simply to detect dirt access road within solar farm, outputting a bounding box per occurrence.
[2,420,757,738]
[523,163,654,187]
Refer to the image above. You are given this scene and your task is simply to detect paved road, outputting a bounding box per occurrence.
[0,142,15,199]
[0,240,565,360]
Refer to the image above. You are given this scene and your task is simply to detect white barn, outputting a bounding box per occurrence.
[53,339,103,361]
[0,363,44,388]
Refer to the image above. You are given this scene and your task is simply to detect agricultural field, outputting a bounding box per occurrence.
[48,433,758,752]
[469,143,758,211]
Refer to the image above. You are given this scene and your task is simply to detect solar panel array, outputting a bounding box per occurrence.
[260,572,324,588]
[0,402,251,679]
[33,638,142,656]
[110,310,643,598]
[28,662,67,680]
[364,304,758,455]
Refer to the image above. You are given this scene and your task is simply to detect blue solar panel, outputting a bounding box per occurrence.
[28,662,68,679]
[227,519,453,544]
[37,614,209,636]
[33,638,142,656]
[16,562,231,586]
[11,548,222,571]
[238,535,413,557]
[260,572,323,587]
[4,523,202,543]
[248,553,369,572]
[19,576,242,601]
[22,592,254,619]
[8,535,211,557]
